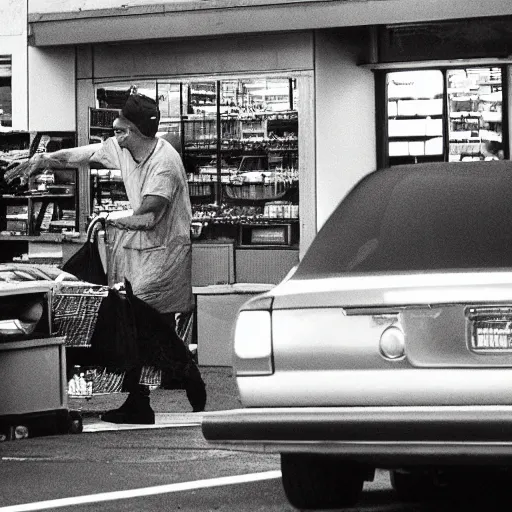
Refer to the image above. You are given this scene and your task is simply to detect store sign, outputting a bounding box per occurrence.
[380,17,512,62]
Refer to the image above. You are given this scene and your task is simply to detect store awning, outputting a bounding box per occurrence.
[28,0,512,47]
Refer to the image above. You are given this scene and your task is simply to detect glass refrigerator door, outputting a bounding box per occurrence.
[447,67,504,162]
[387,70,444,166]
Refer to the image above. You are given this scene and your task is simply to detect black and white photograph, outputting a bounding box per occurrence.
[1,1,512,510]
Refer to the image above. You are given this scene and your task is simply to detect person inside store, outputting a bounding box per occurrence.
[481,140,505,160]
[8,91,206,424]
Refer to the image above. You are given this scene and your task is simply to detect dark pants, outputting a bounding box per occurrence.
[124,312,206,412]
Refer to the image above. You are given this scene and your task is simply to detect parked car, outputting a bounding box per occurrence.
[202,160,512,509]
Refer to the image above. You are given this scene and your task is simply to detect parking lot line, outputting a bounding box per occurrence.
[0,470,282,511]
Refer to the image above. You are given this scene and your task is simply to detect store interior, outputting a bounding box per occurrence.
[89,77,300,249]
[0,75,301,286]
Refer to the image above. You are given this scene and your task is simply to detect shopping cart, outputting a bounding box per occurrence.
[59,214,196,393]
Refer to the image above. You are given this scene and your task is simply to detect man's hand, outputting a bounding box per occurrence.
[4,144,103,185]
[106,218,128,230]
[3,153,47,184]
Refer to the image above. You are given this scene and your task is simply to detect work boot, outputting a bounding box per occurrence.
[101,385,155,424]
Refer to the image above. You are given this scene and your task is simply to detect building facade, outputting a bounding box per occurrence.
[1,0,512,362]
[24,0,512,239]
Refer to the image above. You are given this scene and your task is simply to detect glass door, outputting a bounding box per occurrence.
[386,70,444,166]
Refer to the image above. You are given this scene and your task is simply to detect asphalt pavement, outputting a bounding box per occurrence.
[71,366,240,433]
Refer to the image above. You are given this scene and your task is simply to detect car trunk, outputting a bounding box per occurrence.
[237,271,512,407]
[272,271,512,368]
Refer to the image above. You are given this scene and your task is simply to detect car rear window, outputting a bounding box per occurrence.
[294,161,512,278]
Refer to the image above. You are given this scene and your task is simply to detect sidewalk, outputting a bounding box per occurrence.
[69,366,241,432]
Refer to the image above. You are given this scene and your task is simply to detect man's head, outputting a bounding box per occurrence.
[113,93,160,147]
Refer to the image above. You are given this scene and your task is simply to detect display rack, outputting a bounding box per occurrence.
[89,108,120,143]
[448,84,503,161]
[0,169,79,238]
[183,110,299,247]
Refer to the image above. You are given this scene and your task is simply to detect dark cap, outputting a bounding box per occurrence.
[121,93,160,138]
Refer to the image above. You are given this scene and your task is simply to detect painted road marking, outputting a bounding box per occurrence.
[0,470,282,511]
[82,412,204,433]
[83,422,199,433]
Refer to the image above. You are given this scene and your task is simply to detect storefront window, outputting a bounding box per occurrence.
[384,66,507,166]
[90,76,300,247]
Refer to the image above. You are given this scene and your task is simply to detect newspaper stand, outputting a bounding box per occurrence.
[0,282,82,440]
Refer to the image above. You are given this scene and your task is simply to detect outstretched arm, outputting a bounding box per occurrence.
[29,144,102,175]
[4,144,102,183]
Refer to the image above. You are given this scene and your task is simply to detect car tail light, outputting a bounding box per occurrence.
[233,296,273,376]
[468,307,512,351]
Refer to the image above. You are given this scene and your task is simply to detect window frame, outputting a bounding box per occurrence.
[377,65,509,168]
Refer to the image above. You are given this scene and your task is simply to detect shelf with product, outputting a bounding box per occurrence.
[182,111,298,232]
[189,83,217,113]
[0,132,79,264]
[387,95,444,163]
[447,67,504,162]
[182,108,299,249]
[88,108,120,143]
[0,170,78,238]
[191,205,299,251]
[448,100,503,162]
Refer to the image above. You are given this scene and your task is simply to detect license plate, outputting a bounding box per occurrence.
[468,307,512,351]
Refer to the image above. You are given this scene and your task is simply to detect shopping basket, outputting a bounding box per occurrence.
[54,217,109,348]
[55,217,126,396]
